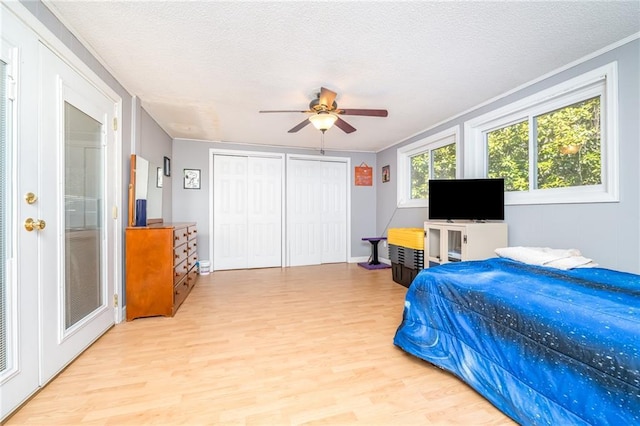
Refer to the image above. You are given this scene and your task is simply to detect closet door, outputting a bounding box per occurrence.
[320,161,347,263]
[287,158,348,267]
[213,154,283,271]
[247,157,282,268]
[287,160,323,267]
[213,155,248,270]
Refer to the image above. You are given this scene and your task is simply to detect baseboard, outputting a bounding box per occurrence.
[350,256,392,265]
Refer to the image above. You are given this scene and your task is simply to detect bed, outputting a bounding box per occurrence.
[393,257,640,425]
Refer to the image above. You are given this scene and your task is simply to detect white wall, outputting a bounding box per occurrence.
[376,37,640,273]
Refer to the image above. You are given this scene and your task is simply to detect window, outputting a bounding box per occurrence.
[397,126,459,208]
[465,62,618,205]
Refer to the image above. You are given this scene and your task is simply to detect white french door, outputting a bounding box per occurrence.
[38,44,116,382]
[287,156,348,267]
[1,7,40,420]
[212,153,283,271]
[1,5,119,420]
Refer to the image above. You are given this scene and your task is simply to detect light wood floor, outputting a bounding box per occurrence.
[7,263,513,425]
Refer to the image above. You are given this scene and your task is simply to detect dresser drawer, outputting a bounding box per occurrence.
[185,268,198,291]
[174,243,188,266]
[173,277,190,312]
[173,227,189,248]
[187,225,197,241]
[186,252,198,272]
[174,258,189,284]
[187,239,197,255]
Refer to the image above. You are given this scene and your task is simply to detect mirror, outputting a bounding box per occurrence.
[128,154,163,226]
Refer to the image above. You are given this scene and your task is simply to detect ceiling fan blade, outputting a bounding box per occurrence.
[288,119,311,133]
[259,110,310,113]
[318,87,337,109]
[334,117,356,134]
[339,108,388,117]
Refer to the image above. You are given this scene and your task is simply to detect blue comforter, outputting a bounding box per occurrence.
[393,258,640,425]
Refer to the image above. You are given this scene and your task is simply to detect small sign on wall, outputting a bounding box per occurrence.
[355,162,373,186]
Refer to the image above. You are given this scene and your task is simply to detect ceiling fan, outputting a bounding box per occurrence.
[259,87,388,134]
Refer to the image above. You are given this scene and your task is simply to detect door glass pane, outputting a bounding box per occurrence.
[64,102,103,329]
[1,60,8,371]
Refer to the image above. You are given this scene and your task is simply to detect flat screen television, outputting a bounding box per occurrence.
[428,178,505,221]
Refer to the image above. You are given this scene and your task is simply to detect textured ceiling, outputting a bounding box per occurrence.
[45,1,639,153]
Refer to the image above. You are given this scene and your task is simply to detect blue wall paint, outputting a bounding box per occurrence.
[376,38,640,273]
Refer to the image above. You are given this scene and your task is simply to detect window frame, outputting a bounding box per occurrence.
[464,62,619,205]
[396,125,460,208]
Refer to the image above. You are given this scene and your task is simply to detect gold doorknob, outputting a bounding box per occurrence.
[25,192,38,204]
[24,218,46,232]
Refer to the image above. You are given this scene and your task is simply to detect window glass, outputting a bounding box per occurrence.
[465,62,616,205]
[397,126,459,208]
[487,121,529,191]
[410,152,429,199]
[536,96,601,189]
[432,143,456,180]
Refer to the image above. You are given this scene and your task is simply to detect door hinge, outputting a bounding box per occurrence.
[113,117,118,131]
[7,77,17,101]
[113,294,118,307]
[463,235,468,244]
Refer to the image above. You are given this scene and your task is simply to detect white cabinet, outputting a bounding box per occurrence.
[424,221,508,267]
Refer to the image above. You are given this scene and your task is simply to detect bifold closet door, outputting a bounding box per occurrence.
[213,155,248,270]
[319,161,347,263]
[287,159,347,267]
[213,155,282,271]
[247,157,282,268]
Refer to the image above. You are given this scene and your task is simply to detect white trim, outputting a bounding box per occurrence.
[464,62,618,205]
[396,126,459,208]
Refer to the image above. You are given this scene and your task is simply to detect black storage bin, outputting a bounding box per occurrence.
[390,244,424,287]
[391,262,421,288]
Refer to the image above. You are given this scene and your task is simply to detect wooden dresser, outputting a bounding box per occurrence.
[125,222,198,321]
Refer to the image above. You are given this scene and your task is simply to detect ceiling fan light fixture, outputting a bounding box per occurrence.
[309,112,338,132]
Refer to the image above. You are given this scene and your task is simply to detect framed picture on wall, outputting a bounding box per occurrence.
[183,168,201,189]
[163,156,171,176]
[382,165,390,183]
[156,167,163,188]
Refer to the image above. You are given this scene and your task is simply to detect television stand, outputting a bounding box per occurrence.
[424,221,507,267]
